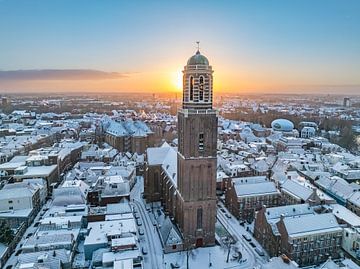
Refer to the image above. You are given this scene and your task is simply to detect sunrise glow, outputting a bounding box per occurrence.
[0,0,359,95]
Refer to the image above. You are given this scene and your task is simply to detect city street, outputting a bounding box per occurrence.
[130,176,163,269]
[130,176,268,269]
[217,203,269,268]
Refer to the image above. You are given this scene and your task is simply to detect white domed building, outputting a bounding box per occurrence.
[271,119,299,137]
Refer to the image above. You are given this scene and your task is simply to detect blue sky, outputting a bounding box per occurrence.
[0,0,359,93]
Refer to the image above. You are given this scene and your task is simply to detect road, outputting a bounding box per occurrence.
[130,176,163,269]
[217,204,269,269]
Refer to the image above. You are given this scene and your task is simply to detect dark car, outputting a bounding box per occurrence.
[242,234,251,241]
[26,233,33,239]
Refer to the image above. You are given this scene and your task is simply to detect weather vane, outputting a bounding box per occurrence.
[196,41,200,51]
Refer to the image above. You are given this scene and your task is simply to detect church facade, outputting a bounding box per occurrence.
[144,47,218,248]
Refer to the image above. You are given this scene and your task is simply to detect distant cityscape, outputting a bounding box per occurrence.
[0,49,359,269]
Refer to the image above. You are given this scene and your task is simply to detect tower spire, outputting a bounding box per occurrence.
[196,41,200,53]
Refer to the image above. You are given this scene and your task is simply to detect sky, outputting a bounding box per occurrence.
[0,0,359,95]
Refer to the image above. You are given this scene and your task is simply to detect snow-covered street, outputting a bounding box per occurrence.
[131,176,163,269]
[130,176,268,269]
[216,204,269,268]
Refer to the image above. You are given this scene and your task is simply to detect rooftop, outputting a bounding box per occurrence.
[282,213,342,238]
[234,181,279,197]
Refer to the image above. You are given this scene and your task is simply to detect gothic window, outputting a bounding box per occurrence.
[189,76,194,101]
[197,207,203,229]
[199,76,204,101]
[199,133,204,150]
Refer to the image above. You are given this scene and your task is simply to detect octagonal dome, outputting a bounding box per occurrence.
[187,50,209,65]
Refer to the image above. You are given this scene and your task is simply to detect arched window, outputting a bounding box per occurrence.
[199,76,204,101]
[154,171,160,193]
[197,207,203,229]
[189,76,194,101]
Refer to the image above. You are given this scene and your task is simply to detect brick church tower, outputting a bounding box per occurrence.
[176,45,217,248]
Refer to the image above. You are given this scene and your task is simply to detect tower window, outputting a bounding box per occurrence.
[199,76,204,101]
[154,171,160,193]
[199,133,204,150]
[197,207,203,229]
[189,76,194,101]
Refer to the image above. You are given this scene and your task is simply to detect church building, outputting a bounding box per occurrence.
[144,45,218,248]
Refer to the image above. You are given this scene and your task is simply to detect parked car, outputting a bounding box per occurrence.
[139,228,144,235]
[26,233,33,239]
[249,242,256,248]
[242,234,251,242]
[171,263,180,268]
[220,208,226,213]
[142,246,148,255]
[136,219,142,226]
[255,247,265,256]
[225,213,231,219]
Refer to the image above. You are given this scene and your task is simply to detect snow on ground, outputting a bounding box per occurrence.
[164,245,248,269]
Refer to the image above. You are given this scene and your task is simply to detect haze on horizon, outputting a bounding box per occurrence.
[0,0,359,95]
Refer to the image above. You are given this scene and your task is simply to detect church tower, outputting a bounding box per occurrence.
[176,44,217,247]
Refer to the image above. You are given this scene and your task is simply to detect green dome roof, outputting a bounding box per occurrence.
[187,50,209,65]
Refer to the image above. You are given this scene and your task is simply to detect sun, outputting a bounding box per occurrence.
[171,69,183,91]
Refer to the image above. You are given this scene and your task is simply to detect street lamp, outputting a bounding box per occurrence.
[208,250,212,267]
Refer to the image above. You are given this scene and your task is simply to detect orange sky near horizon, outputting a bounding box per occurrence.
[1,66,359,95]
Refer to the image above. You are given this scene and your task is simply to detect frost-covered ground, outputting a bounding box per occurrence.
[164,245,249,269]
